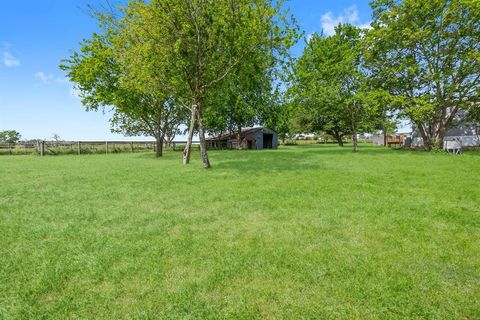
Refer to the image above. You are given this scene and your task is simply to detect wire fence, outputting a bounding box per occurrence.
[0,141,200,156]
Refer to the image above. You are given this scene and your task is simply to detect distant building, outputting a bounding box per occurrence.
[372,133,409,147]
[206,127,278,150]
[411,110,479,147]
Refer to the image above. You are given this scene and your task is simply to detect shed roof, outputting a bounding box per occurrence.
[207,127,275,141]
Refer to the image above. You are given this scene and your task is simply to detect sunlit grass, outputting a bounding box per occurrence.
[1,145,479,319]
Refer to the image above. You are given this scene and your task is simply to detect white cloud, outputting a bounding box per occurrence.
[2,42,20,67]
[3,51,20,67]
[35,72,70,85]
[55,77,69,84]
[35,71,54,82]
[3,52,20,67]
[320,6,371,36]
[35,71,76,98]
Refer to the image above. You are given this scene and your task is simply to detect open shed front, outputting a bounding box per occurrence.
[206,127,279,150]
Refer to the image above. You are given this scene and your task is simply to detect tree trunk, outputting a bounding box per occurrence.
[155,133,164,157]
[331,131,344,147]
[237,125,242,150]
[164,136,171,148]
[183,107,196,165]
[417,122,433,151]
[435,125,447,150]
[196,109,211,169]
[383,127,387,147]
[352,131,358,153]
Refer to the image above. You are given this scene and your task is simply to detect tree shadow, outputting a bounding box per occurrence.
[288,144,400,156]
[210,147,329,172]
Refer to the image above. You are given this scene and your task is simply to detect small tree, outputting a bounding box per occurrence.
[0,130,21,144]
[51,134,62,142]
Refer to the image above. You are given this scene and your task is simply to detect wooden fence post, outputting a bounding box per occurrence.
[105,141,108,154]
[130,142,134,153]
[40,141,45,157]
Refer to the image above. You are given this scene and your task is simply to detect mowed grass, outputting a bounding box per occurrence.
[1,145,479,319]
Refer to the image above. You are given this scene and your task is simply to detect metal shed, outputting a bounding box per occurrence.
[206,127,279,150]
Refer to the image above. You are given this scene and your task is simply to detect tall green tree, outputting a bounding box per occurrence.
[204,63,262,149]
[364,0,480,150]
[204,47,282,149]
[61,28,186,157]
[259,88,295,144]
[121,0,298,168]
[292,25,371,152]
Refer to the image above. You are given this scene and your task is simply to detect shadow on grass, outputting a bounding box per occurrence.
[301,146,395,156]
[210,146,327,172]
[209,144,447,172]
[133,144,480,172]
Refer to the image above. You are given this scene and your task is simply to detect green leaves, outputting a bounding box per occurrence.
[0,130,21,144]
[60,8,186,145]
[61,0,298,162]
[365,0,480,149]
[291,24,374,150]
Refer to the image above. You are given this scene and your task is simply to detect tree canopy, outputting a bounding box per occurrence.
[364,0,480,150]
[63,0,298,166]
[61,0,480,156]
[292,24,374,152]
[61,28,185,157]
[0,130,21,144]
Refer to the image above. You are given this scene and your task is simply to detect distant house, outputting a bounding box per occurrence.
[206,127,278,150]
[411,110,479,147]
[372,133,409,147]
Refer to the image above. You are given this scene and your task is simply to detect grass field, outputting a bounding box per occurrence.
[1,145,479,319]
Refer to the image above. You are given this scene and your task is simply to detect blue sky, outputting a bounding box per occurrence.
[0,0,372,141]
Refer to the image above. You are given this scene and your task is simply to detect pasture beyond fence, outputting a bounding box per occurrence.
[0,140,200,156]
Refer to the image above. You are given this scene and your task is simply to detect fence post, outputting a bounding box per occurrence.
[77,142,81,155]
[105,141,109,154]
[40,141,45,157]
[130,142,134,153]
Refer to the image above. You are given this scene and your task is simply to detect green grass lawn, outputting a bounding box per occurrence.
[1,145,479,319]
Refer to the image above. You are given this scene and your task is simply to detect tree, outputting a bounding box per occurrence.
[204,47,280,149]
[51,133,63,142]
[364,0,480,150]
[259,89,297,145]
[292,25,371,152]
[0,130,21,144]
[109,99,185,151]
[467,106,480,123]
[61,29,185,157]
[204,68,260,150]
[292,87,351,147]
[121,0,298,168]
